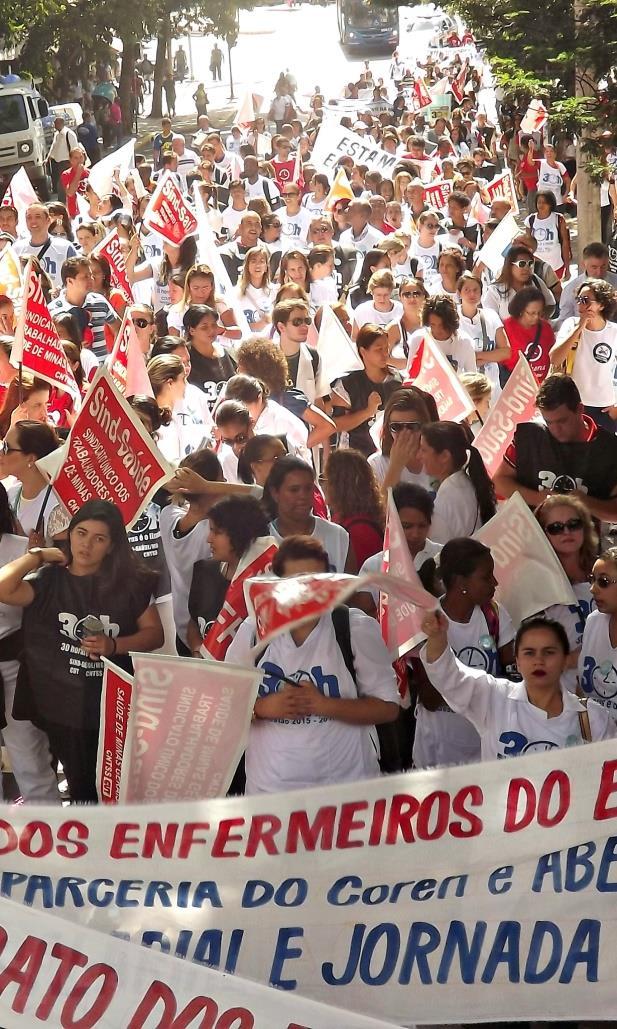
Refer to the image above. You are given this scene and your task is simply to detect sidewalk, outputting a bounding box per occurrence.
[134,102,237,160]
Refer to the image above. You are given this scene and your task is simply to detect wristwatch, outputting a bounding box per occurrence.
[28,547,45,566]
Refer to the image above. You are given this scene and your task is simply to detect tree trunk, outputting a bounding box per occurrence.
[150,25,169,120]
[119,35,136,133]
[573,0,601,260]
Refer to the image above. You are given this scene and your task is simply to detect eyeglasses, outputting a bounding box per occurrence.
[133,318,154,328]
[312,225,331,233]
[290,317,312,326]
[544,517,584,536]
[221,433,249,446]
[283,193,299,199]
[513,259,534,269]
[588,573,617,588]
[1,441,21,455]
[390,421,422,433]
[401,290,423,299]
[576,296,593,306]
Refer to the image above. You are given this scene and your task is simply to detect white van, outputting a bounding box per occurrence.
[0,80,52,199]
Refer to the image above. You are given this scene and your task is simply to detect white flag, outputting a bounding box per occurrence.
[475,211,520,275]
[192,181,252,338]
[315,302,363,396]
[88,138,135,199]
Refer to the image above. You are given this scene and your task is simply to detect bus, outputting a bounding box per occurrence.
[337,0,399,49]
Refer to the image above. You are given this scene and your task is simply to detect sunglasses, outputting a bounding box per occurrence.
[390,421,422,433]
[588,573,617,588]
[312,225,331,233]
[576,296,593,306]
[1,441,21,455]
[513,259,534,268]
[401,290,423,299]
[283,193,299,199]
[544,517,584,536]
[133,318,154,328]
[222,433,249,446]
[290,317,312,326]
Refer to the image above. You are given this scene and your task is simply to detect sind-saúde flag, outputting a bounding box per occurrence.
[143,170,197,246]
[486,169,520,215]
[473,356,538,479]
[108,308,153,398]
[96,660,133,804]
[405,335,475,421]
[91,228,133,304]
[11,260,80,406]
[424,178,453,211]
[201,536,278,661]
[521,98,549,135]
[412,77,432,111]
[325,167,354,212]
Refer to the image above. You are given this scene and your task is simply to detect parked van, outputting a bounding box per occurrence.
[0,80,52,199]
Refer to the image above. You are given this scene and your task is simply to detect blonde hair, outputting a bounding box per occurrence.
[179,263,216,308]
[147,354,185,397]
[459,371,492,405]
[368,268,395,293]
[393,171,412,203]
[239,245,271,295]
[377,237,405,255]
[535,493,599,576]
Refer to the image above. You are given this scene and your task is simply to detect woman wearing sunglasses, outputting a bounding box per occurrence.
[483,245,556,322]
[501,285,555,384]
[368,387,437,491]
[550,279,617,431]
[535,495,597,693]
[579,548,617,721]
[387,277,428,367]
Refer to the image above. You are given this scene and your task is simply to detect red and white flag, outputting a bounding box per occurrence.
[121,653,261,802]
[424,178,453,211]
[91,228,133,304]
[380,490,437,661]
[405,335,475,421]
[96,661,133,804]
[473,356,538,478]
[486,169,520,215]
[470,189,490,225]
[271,158,297,190]
[292,147,305,191]
[11,260,81,405]
[108,308,153,398]
[412,77,432,111]
[52,367,173,528]
[450,61,469,105]
[1,167,38,231]
[521,98,549,135]
[202,535,278,661]
[143,170,197,246]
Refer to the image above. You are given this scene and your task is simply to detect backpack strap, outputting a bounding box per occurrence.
[331,605,357,686]
[528,214,536,233]
[578,698,592,743]
[478,311,490,352]
[480,600,500,645]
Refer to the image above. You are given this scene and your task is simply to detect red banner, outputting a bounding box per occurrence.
[91,228,133,304]
[12,260,81,404]
[121,653,261,802]
[108,308,153,397]
[96,661,133,803]
[424,179,453,210]
[405,336,475,421]
[486,169,519,215]
[52,367,173,527]
[202,536,278,660]
[271,158,297,189]
[143,170,198,246]
[450,61,469,104]
[473,356,538,478]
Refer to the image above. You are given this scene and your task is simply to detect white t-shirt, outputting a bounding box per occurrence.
[309,277,339,311]
[254,399,309,464]
[538,160,568,206]
[430,470,482,543]
[339,225,385,255]
[359,539,442,605]
[524,211,563,271]
[14,236,76,289]
[280,208,312,247]
[579,610,617,720]
[422,643,616,760]
[301,194,327,216]
[545,580,595,694]
[7,483,64,543]
[367,452,434,492]
[407,328,476,374]
[159,504,212,646]
[458,307,504,391]
[555,319,617,407]
[237,283,276,331]
[227,609,399,794]
[409,238,443,283]
[353,299,404,332]
[221,205,248,236]
[269,515,349,572]
[0,534,28,639]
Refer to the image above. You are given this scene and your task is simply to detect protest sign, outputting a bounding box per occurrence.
[0,166,38,232]
[475,490,576,623]
[405,335,475,421]
[107,308,153,397]
[475,211,520,275]
[193,182,252,338]
[486,169,520,215]
[311,121,398,176]
[11,260,81,405]
[473,356,538,478]
[202,536,278,660]
[120,653,260,802]
[52,367,173,528]
[315,302,363,395]
[97,661,133,804]
[0,244,22,301]
[91,228,134,304]
[1,742,616,1025]
[424,178,453,211]
[380,490,436,660]
[88,138,135,199]
[143,170,198,246]
[0,901,395,1029]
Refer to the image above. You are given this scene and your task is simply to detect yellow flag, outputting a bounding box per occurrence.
[0,244,22,301]
[324,167,354,212]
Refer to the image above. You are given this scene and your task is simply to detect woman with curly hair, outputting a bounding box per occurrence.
[324,449,385,567]
[406,293,476,374]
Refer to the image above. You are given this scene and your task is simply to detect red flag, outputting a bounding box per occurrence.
[91,228,134,304]
[473,356,538,479]
[412,78,432,111]
[521,99,548,134]
[450,61,469,105]
[202,536,278,661]
[52,367,173,527]
[379,490,436,661]
[486,170,520,215]
[108,308,153,398]
[405,336,475,421]
[97,661,133,803]
[143,171,197,246]
[271,158,298,190]
[424,179,453,211]
[12,260,81,405]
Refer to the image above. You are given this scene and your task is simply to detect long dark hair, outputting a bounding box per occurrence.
[67,499,156,601]
[237,434,286,484]
[422,421,496,525]
[357,249,387,293]
[262,454,314,520]
[0,483,17,536]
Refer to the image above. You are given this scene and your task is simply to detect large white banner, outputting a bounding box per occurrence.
[0,901,395,1028]
[311,122,398,176]
[0,743,615,1025]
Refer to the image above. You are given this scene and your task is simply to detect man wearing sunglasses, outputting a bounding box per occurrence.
[308,217,359,293]
[494,373,617,523]
[272,299,322,403]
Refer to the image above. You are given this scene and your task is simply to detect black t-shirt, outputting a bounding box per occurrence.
[126,501,171,601]
[188,559,229,638]
[286,348,319,390]
[220,242,251,285]
[332,369,402,457]
[22,564,152,730]
[187,348,236,409]
[511,420,617,499]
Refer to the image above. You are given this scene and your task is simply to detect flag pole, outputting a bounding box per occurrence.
[18,361,23,405]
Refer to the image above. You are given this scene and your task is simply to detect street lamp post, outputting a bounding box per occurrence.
[227,36,235,101]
